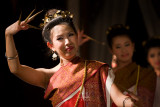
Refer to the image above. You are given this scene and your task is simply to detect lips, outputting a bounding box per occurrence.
[121,53,129,57]
[66,46,74,52]
[155,61,160,66]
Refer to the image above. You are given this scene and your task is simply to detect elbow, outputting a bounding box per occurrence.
[10,69,19,74]
[9,68,19,74]
[8,63,21,74]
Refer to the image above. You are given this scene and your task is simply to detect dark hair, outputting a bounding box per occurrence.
[106,24,134,49]
[144,36,160,57]
[42,9,77,44]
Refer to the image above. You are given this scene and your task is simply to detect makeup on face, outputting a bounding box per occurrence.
[148,47,160,68]
[51,24,78,59]
[111,35,134,62]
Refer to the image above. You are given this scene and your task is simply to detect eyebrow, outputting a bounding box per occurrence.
[56,35,63,38]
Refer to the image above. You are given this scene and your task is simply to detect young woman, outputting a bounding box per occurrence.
[144,37,160,107]
[5,9,140,107]
[106,24,156,107]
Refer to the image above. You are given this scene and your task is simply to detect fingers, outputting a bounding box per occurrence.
[27,24,42,30]
[129,93,144,107]
[128,92,139,101]
[28,10,43,22]
[78,29,106,46]
[18,11,22,25]
[18,9,42,30]
[24,8,36,23]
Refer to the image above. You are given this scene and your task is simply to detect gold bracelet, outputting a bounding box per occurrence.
[123,97,131,107]
[5,52,18,60]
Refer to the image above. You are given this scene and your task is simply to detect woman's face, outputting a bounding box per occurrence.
[49,24,78,60]
[147,47,160,70]
[111,35,134,63]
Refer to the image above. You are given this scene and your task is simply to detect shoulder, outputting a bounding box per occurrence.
[139,65,155,76]
[87,60,109,67]
[36,64,60,74]
[85,60,111,73]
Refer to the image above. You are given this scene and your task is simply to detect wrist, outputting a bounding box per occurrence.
[123,97,133,107]
[5,31,13,37]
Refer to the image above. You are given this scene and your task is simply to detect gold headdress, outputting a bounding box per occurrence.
[106,24,130,35]
[40,9,73,28]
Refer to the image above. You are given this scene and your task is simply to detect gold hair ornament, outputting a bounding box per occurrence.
[106,25,130,35]
[40,10,73,28]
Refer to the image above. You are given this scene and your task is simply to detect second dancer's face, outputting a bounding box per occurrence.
[111,35,134,63]
[50,24,78,60]
[147,47,160,70]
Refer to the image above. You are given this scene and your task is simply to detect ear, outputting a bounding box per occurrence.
[47,42,55,51]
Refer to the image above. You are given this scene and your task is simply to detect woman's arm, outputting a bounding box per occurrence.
[110,83,140,107]
[5,20,48,89]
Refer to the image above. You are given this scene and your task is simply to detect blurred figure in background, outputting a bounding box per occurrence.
[144,36,160,107]
[106,24,156,107]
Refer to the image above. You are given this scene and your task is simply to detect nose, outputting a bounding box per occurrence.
[121,47,126,53]
[65,38,71,45]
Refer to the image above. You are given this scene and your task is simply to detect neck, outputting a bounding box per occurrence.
[60,55,77,66]
[154,69,160,77]
[116,59,132,71]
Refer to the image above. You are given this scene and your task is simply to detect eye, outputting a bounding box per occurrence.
[116,46,121,49]
[150,54,155,58]
[125,43,130,47]
[57,37,63,40]
[68,32,74,37]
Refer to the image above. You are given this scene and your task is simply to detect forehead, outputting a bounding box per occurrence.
[148,47,160,53]
[50,24,73,36]
[112,35,131,44]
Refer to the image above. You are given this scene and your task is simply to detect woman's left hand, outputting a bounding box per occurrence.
[129,92,144,107]
[78,30,90,46]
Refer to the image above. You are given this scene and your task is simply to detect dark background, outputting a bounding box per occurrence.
[1,0,160,107]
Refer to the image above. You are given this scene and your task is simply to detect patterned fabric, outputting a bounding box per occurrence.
[153,77,160,107]
[113,62,156,107]
[44,56,114,107]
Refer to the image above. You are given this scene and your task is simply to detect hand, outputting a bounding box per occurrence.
[5,20,29,36]
[5,9,42,36]
[128,92,144,107]
[78,29,90,46]
[111,55,117,68]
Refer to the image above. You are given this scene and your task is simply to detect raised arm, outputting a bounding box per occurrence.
[5,20,48,89]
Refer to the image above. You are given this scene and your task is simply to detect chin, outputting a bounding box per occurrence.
[65,54,77,60]
[155,66,160,70]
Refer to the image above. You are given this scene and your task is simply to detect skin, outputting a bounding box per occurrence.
[47,24,79,66]
[5,19,140,106]
[110,35,135,72]
[147,47,160,77]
